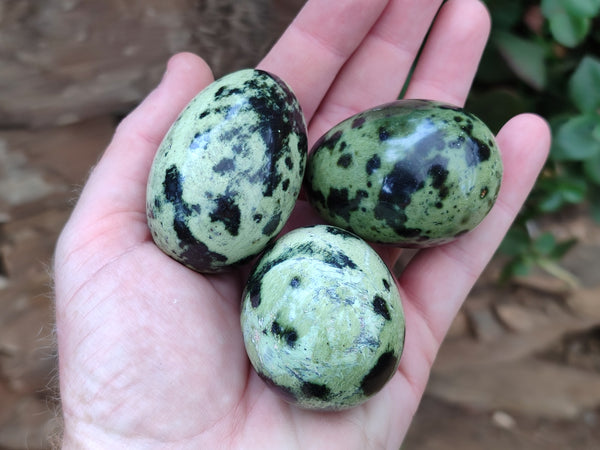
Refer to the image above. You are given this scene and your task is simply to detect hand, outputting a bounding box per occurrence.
[54,0,550,448]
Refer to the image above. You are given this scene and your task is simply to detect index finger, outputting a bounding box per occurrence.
[258,0,389,121]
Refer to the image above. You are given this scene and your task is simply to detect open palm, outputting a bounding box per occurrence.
[54,0,550,448]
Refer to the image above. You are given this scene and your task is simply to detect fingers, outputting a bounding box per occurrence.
[73,53,214,225]
[310,0,443,141]
[258,0,389,122]
[404,0,491,106]
[398,114,551,353]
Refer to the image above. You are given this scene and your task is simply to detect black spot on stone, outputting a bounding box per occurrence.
[373,295,391,320]
[454,115,463,122]
[465,137,491,166]
[281,179,290,191]
[382,278,390,291]
[214,86,226,99]
[285,156,293,170]
[367,181,373,188]
[257,372,297,403]
[337,153,353,168]
[325,225,353,238]
[162,165,228,270]
[439,185,449,199]
[351,116,366,129]
[361,351,397,396]
[290,276,300,288]
[246,71,308,198]
[210,194,241,236]
[429,164,449,190]
[339,141,347,152]
[379,165,423,209]
[302,381,330,400]
[248,282,262,308]
[366,155,381,175]
[474,137,491,162]
[304,176,327,210]
[435,201,443,209]
[220,126,244,143]
[321,130,343,150]
[449,135,466,149]
[253,214,263,223]
[271,320,298,347]
[262,212,281,236]
[326,188,368,222]
[245,235,358,308]
[163,165,183,204]
[213,157,235,173]
[199,110,210,119]
[461,120,474,135]
[379,127,390,141]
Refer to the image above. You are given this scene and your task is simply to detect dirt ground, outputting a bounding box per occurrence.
[1,116,599,449]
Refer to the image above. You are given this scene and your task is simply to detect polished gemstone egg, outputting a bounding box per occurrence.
[241,225,405,410]
[146,69,307,272]
[305,99,502,247]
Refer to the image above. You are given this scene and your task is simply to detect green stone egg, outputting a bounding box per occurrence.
[146,69,307,272]
[241,225,405,410]
[305,99,503,247]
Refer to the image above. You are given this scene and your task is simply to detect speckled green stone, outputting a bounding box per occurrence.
[241,225,405,410]
[146,69,307,272]
[305,99,503,247]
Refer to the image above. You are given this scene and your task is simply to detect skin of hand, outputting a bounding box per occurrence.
[53,0,550,448]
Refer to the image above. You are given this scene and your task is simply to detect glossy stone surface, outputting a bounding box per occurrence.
[305,99,503,247]
[241,225,405,410]
[146,69,307,272]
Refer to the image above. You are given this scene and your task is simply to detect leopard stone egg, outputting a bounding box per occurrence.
[146,69,307,272]
[241,225,405,410]
[305,99,503,247]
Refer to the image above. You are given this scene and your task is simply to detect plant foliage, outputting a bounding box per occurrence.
[469,0,600,280]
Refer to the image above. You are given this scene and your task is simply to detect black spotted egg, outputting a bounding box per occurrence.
[305,99,503,247]
[241,225,405,410]
[146,69,307,272]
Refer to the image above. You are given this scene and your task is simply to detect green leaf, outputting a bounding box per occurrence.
[591,189,600,222]
[499,226,531,257]
[548,12,591,47]
[533,232,557,256]
[549,238,577,259]
[560,0,600,17]
[482,0,524,28]
[537,190,565,212]
[501,257,533,281]
[591,202,600,222]
[494,32,547,90]
[512,258,533,277]
[584,151,600,184]
[568,56,600,113]
[594,123,600,141]
[465,88,532,134]
[552,114,600,161]
[558,175,587,203]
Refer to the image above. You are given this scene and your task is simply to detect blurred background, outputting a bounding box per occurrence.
[0,0,598,448]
